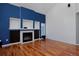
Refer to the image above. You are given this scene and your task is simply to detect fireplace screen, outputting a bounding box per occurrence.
[23,32,32,42]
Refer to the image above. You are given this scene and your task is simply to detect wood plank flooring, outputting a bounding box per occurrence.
[0,39,79,56]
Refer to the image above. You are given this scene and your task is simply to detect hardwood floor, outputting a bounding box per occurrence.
[0,39,79,56]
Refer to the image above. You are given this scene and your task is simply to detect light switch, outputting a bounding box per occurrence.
[6,39,8,42]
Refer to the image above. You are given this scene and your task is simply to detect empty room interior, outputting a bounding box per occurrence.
[0,3,79,56]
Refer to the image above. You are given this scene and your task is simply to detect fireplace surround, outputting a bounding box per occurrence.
[20,30,34,44]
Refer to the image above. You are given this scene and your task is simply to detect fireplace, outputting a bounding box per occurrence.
[23,32,32,42]
[20,31,34,43]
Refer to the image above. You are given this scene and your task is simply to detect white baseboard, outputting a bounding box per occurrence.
[47,38,79,45]
[75,44,79,45]
[2,42,20,48]
[34,38,41,41]
[22,41,33,44]
[21,38,41,44]
[2,39,41,48]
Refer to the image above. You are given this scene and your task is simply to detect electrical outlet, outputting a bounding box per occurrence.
[0,40,1,42]
[6,39,8,42]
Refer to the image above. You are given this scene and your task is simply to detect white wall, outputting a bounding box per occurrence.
[75,4,79,44]
[46,3,76,44]
[76,13,79,44]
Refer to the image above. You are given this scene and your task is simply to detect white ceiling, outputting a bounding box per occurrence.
[11,3,56,14]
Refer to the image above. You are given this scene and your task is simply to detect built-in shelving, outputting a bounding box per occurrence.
[35,21,40,29]
[9,17,21,30]
[22,19,33,29]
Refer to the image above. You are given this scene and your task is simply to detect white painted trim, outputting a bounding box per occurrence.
[2,38,41,48]
[20,31,34,44]
[75,44,79,45]
[34,38,41,41]
[17,38,41,44]
[21,41,33,44]
[47,38,79,45]
[2,42,20,48]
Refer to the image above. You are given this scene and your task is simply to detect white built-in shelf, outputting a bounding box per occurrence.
[23,19,33,29]
[9,17,21,30]
[35,21,40,29]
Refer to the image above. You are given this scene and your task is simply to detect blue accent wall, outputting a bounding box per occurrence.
[21,7,45,23]
[0,3,45,45]
[0,3,20,45]
[21,7,35,20]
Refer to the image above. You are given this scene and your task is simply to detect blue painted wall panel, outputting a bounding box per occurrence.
[21,7,46,23]
[0,4,9,44]
[21,7,35,20]
[0,3,20,45]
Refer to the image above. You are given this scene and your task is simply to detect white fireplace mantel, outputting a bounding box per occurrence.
[20,30,34,44]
